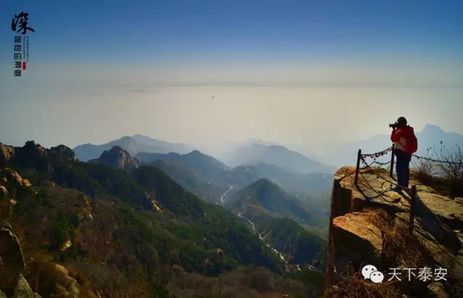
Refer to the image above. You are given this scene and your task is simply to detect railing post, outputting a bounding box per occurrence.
[408,185,417,235]
[355,149,361,185]
[389,144,395,178]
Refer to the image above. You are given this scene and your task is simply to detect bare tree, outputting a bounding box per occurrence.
[413,145,463,197]
[438,146,463,197]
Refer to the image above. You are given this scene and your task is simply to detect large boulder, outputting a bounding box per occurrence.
[0,226,25,291]
[0,186,7,200]
[2,169,32,188]
[51,264,80,298]
[0,144,15,165]
[13,274,35,298]
[28,262,80,298]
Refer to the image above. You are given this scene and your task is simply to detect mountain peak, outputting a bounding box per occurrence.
[93,146,140,172]
[49,144,76,161]
[252,177,279,189]
[132,133,150,138]
[187,149,203,156]
[73,135,192,161]
[116,136,135,143]
[243,138,278,146]
[224,142,334,174]
[182,150,230,171]
[422,124,445,134]
[131,134,159,143]
[107,145,126,153]
[229,177,313,225]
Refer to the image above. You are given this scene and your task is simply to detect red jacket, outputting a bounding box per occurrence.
[391,125,416,154]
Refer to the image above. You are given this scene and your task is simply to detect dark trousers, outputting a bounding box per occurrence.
[395,150,411,188]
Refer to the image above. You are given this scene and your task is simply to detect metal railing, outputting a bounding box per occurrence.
[354,146,394,185]
[354,145,463,234]
[354,145,417,234]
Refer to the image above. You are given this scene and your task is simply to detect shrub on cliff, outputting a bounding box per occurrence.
[415,146,463,197]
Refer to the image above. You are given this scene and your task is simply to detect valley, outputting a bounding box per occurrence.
[0,139,330,297]
[2,125,459,296]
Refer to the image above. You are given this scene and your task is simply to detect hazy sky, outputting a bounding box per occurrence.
[1,0,462,154]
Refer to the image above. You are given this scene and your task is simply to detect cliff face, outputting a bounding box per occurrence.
[326,166,463,297]
[91,146,140,172]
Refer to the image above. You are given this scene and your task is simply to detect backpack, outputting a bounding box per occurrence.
[405,133,418,154]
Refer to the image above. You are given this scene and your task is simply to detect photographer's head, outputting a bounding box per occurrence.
[397,117,407,127]
[389,117,408,128]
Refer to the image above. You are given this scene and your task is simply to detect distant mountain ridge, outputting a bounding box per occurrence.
[319,124,463,166]
[136,149,332,211]
[227,178,314,225]
[417,124,463,152]
[137,150,230,178]
[225,178,326,266]
[234,162,332,198]
[223,143,335,174]
[136,150,237,203]
[73,134,192,162]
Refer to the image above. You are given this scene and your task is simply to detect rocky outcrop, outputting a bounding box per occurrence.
[0,144,15,166]
[49,145,76,161]
[13,274,35,298]
[327,166,463,296]
[2,142,71,176]
[1,169,32,188]
[0,186,8,200]
[0,223,83,297]
[1,142,76,173]
[0,225,43,297]
[0,225,26,290]
[91,146,140,172]
[46,263,80,297]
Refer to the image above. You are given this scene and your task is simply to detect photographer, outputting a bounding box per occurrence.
[390,117,418,191]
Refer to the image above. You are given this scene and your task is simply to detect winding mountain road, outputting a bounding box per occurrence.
[236,212,288,264]
[220,185,234,204]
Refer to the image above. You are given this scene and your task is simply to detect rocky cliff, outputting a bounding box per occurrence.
[326,166,463,297]
[90,146,140,172]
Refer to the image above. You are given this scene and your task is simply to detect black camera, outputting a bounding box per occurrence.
[389,123,399,128]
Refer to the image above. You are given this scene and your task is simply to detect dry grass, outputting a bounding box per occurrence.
[382,222,429,268]
[168,265,306,298]
[325,208,434,297]
[70,262,153,298]
[413,146,463,198]
[324,266,400,298]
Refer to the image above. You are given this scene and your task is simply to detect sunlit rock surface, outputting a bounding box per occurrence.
[327,166,463,297]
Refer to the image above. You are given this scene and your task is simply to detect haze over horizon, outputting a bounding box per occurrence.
[1,1,462,153]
